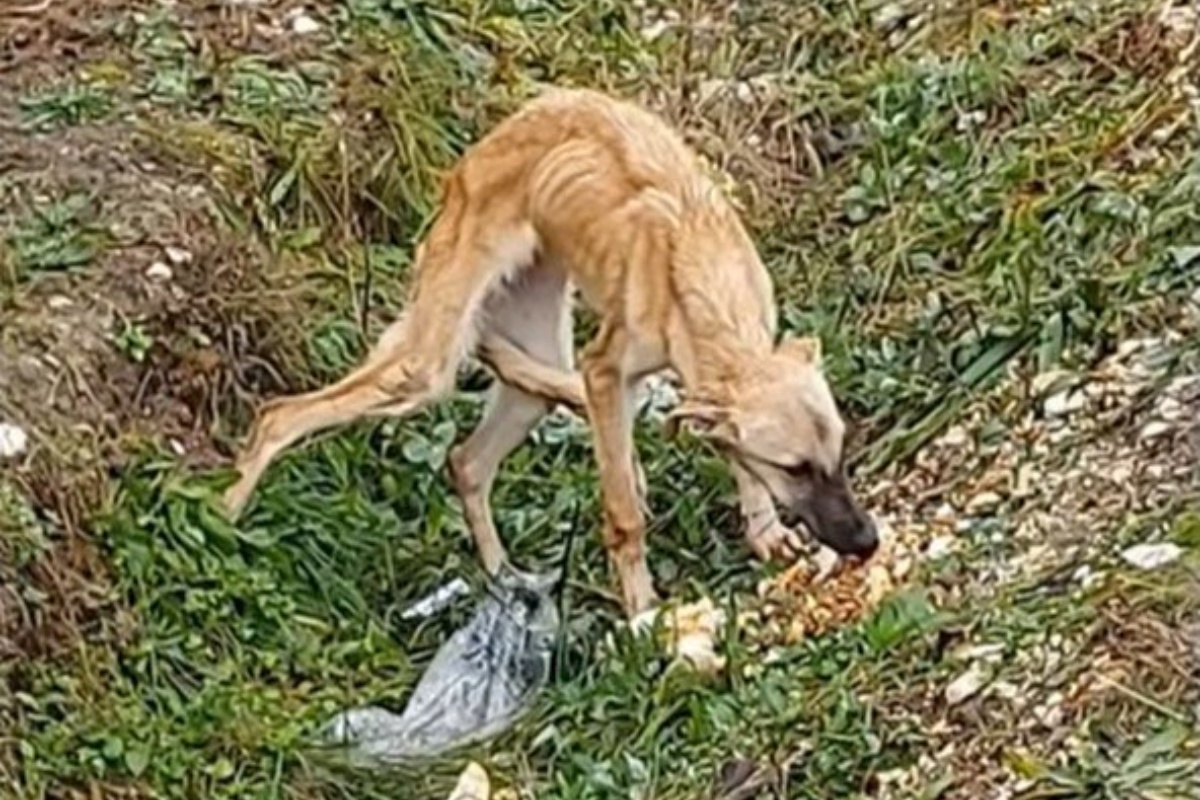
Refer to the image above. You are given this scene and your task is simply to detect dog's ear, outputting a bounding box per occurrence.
[778,335,822,366]
[665,401,740,444]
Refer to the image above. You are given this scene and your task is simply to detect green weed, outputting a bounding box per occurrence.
[3,194,108,281]
[19,84,115,131]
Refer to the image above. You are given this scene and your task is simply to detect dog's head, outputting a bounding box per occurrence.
[667,336,878,559]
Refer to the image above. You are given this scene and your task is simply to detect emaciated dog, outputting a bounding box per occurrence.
[222,88,878,617]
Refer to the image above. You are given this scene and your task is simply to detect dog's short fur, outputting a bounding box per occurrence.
[222,87,878,617]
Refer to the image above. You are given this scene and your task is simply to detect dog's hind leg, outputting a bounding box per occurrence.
[449,263,572,572]
[223,184,538,518]
[222,318,448,517]
[476,334,585,414]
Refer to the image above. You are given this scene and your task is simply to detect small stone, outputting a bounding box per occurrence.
[1109,463,1133,484]
[939,425,970,448]
[955,110,987,132]
[926,535,956,560]
[1155,396,1185,421]
[933,503,957,524]
[945,663,987,705]
[0,422,28,458]
[640,19,670,40]
[873,2,908,31]
[1034,693,1065,728]
[164,246,192,265]
[1121,543,1182,571]
[146,262,173,281]
[289,11,321,35]
[1044,389,1086,418]
[47,295,73,310]
[1138,420,1173,442]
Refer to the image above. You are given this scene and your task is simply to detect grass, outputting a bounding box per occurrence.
[19,83,116,132]
[4,1,1200,798]
[1,193,108,288]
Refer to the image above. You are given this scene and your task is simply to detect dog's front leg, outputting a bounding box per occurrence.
[582,342,658,617]
[730,461,804,562]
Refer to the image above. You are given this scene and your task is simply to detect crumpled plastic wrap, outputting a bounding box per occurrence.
[318,566,560,765]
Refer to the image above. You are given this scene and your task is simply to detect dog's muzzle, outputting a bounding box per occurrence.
[780,474,879,559]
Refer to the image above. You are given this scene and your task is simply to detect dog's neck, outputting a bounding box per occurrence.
[666,254,776,402]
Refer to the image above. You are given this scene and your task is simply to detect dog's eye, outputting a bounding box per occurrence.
[784,460,814,479]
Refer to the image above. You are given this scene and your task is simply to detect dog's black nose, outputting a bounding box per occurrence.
[846,517,879,559]
[848,531,879,560]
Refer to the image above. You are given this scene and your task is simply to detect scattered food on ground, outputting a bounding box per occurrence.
[631,596,728,675]
[446,762,489,800]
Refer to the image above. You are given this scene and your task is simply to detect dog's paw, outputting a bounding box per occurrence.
[745,521,804,562]
[221,481,251,520]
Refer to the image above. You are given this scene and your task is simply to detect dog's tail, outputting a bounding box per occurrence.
[477,335,587,415]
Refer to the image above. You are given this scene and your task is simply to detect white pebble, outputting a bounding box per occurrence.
[1044,389,1085,418]
[938,425,970,448]
[926,535,956,560]
[164,246,192,265]
[1121,543,1182,571]
[945,663,987,705]
[1155,396,1185,421]
[146,262,173,282]
[955,110,987,132]
[1138,420,1173,442]
[640,19,670,40]
[0,422,29,459]
[290,11,321,35]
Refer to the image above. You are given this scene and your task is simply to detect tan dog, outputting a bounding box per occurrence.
[222,87,877,617]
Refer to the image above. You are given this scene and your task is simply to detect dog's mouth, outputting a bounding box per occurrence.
[735,456,878,559]
[779,501,877,559]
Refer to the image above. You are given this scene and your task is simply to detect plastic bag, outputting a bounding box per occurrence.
[318,565,560,765]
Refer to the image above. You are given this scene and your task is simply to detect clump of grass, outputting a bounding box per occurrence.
[19,83,116,131]
[3,193,109,284]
